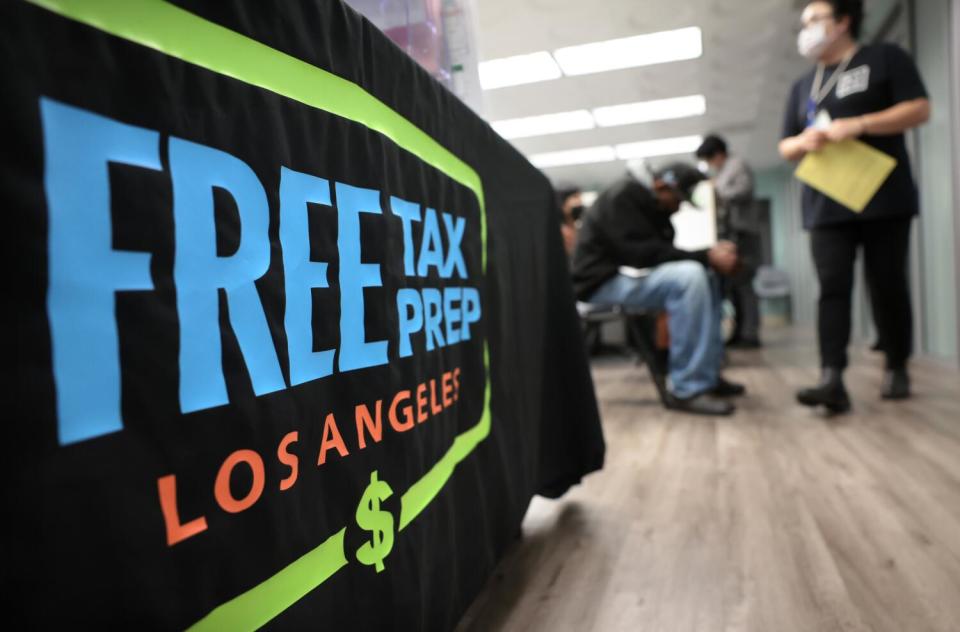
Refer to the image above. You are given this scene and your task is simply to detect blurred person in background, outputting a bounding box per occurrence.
[571,162,745,416]
[557,185,584,257]
[779,0,930,412]
[696,134,762,349]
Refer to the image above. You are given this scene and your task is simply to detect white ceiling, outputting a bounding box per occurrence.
[474,0,812,190]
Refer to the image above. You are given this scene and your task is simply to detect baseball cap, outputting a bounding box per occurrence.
[653,162,706,204]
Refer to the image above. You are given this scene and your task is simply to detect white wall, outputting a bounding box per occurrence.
[913,0,959,365]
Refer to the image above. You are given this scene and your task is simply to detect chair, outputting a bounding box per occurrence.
[753,265,792,322]
[576,301,624,356]
[576,302,671,406]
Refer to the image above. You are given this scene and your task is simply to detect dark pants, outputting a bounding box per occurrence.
[728,231,761,341]
[810,217,913,371]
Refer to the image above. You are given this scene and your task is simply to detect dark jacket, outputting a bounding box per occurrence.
[571,176,709,300]
[714,155,757,236]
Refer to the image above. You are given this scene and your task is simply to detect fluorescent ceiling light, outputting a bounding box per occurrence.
[593,95,706,127]
[479,51,562,90]
[615,135,704,160]
[530,135,703,169]
[491,110,595,139]
[529,146,616,169]
[554,27,703,76]
[492,96,705,141]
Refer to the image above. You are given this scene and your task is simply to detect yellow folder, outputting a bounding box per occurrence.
[795,139,897,213]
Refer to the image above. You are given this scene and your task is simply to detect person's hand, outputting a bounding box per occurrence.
[825,117,866,142]
[708,241,739,276]
[796,127,829,153]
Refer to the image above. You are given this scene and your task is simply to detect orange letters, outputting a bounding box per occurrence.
[389,390,415,432]
[158,475,208,547]
[157,367,462,546]
[317,412,349,465]
[442,371,454,407]
[429,379,442,415]
[416,383,429,423]
[277,431,299,491]
[214,450,266,514]
[356,401,383,450]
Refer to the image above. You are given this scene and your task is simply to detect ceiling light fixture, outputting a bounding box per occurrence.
[553,27,703,76]
[614,135,704,160]
[593,95,707,127]
[478,51,563,90]
[491,110,595,139]
[527,136,703,169]
[528,145,617,169]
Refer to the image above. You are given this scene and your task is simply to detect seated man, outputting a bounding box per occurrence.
[556,184,584,257]
[571,161,745,415]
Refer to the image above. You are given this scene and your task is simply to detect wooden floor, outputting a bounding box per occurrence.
[458,327,960,632]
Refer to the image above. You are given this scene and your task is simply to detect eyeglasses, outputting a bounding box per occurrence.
[800,12,835,29]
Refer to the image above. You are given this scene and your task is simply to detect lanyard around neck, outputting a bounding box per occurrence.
[810,45,859,105]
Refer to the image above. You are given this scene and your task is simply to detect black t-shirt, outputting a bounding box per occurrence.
[782,43,928,229]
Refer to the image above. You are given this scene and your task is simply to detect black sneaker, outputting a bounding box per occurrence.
[711,376,746,397]
[881,368,910,400]
[667,392,735,416]
[727,337,761,349]
[796,368,851,413]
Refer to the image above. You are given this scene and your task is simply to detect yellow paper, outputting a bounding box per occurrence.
[795,139,897,213]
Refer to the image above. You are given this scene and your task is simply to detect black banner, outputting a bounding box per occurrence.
[6,1,603,628]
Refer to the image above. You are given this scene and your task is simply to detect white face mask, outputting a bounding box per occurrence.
[797,23,831,59]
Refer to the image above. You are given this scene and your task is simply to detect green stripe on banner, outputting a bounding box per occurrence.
[193,529,349,631]
[26,1,492,629]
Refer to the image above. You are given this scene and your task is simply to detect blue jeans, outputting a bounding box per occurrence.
[588,261,724,399]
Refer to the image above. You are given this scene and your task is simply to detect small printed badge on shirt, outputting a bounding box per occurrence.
[836,65,871,99]
[813,109,832,130]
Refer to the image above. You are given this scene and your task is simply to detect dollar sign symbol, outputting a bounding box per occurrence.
[355,470,394,573]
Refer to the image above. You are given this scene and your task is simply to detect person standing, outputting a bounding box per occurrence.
[779,0,931,412]
[696,135,762,348]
